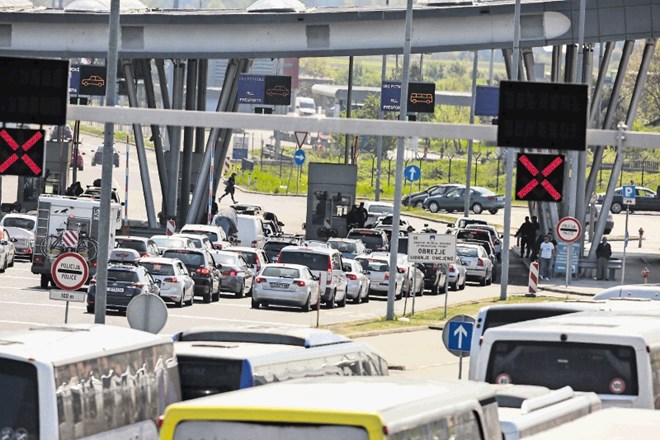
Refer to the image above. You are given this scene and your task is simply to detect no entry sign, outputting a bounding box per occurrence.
[556,217,582,243]
[51,252,89,291]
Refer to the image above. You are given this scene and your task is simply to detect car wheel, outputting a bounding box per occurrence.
[8,255,13,268]
[491,269,497,283]
[301,295,311,312]
[428,202,440,213]
[236,280,245,298]
[353,291,361,304]
[414,201,424,209]
[488,208,499,215]
[0,258,6,273]
[611,202,623,214]
[177,294,185,308]
[395,284,402,301]
[472,203,483,214]
[40,274,49,289]
[251,297,260,309]
[431,282,439,295]
[451,281,458,291]
[459,277,466,290]
[86,304,94,314]
[186,291,194,306]
[212,290,220,302]
[203,292,211,303]
[325,290,336,309]
[338,290,347,308]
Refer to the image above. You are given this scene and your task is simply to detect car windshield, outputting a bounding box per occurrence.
[152,237,188,248]
[215,254,238,265]
[141,262,175,276]
[347,232,383,250]
[457,246,478,258]
[2,217,34,230]
[357,259,388,272]
[231,251,256,265]
[0,358,39,435]
[368,205,393,214]
[475,187,496,196]
[163,251,204,267]
[107,269,139,283]
[262,267,301,278]
[184,230,218,242]
[116,240,147,253]
[329,241,357,253]
[279,252,329,271]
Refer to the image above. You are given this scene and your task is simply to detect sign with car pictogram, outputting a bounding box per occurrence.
[79,65,107,96]
[0,128,45,177]
[263,75,292,106]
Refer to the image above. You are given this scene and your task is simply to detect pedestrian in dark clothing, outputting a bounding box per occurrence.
[73,181,84,197]
[515,216,531,256]
[357,202,368,228]
[93,178,102,187]
[595,236,612,280]
[219,173,238,204]
[526,216,540,259]
[347,205,360,229]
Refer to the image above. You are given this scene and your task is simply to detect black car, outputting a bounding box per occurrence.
[86,249,160,314]
[162,248,221,303]
[346,228,389,252]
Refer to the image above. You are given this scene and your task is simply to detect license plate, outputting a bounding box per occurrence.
[270,282,289,289]
[107,287,124,293]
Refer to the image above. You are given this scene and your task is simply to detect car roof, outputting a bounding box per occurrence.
[116,235,151,242]
[163,247,206,255]
[139,257,182,265]
[262,263,311,271]
[280,245,338,256]
[225,246,262,253]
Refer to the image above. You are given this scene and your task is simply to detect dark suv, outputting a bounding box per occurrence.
[162,248,221,303]
[346,228,389,252]
[92,144,120,167]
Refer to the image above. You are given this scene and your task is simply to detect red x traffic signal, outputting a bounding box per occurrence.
[515,153,564,202]
[0,128,45,177]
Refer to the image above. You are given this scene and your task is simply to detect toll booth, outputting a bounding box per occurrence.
[305,163,357,241]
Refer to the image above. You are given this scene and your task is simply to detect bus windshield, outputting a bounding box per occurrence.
[0,358,39,436]
[177,356,244,400]
[174,421,369,440]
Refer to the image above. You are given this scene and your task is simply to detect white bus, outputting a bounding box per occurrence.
[473,311,660,408]
[0,324,181,439]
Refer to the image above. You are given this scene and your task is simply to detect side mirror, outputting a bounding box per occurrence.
[364,270,371,275]
[278,221,284,226]
[155,279,162,286]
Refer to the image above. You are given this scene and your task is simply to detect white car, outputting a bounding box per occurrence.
[252,263,320,312]
[140,257,195,307]
[0,213,37,234]
[371,252,424,297]
[342,258,370,304]
[355,256,404,300]
[180,224,232,250]
[446,255,467,291]
[456,243,493,286]
[593,284,660,301]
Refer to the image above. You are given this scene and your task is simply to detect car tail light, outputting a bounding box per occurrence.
[34,255,44,264]
[256,264,261,272]
[223,269,238,277]
[326,271,332,285]
[213,244,223,250]
[157,416,164,429]
[487,196,494,200]
[195,267,210,275]
[255,276,266,283]
[128,282,145,288]
[294,280,306,287]
[163,277,178,283]
[140,253,150,257]
[346,273,357,280]
[448,264,456,273]
[477,258,485,267]
[384,272,390,280]
[90,279,96,284]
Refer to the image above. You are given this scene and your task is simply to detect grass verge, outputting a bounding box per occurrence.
[320,294,568,337]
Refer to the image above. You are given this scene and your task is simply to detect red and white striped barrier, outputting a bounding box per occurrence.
[62,230,79,249]
[166,219,176,236]
[527,261,539,297]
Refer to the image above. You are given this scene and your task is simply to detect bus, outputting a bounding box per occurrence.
[172,323,351,347]
[0,324,181,439]
[159,377,503,440]
[473,311,660,408]
[174,339,388,400]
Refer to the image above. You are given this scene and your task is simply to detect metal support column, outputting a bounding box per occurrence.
[464,51,478,217]
[575,45,593,249]
[180,59,198,223]
[140,59,168,210]
[375,54,387,201]
[167,59,186,224]
[522,48,535,81]
[121,59,158,227]
[501,48,512,80]
[196,59,208,154]
[155,59,174,152]
[551,46,561,82]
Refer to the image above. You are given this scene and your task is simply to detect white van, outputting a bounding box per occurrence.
[473,311,660,408]
[295,96,316,116]
[236,214,266,248]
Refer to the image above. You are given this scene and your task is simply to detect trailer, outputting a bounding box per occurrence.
[31,194,122,288]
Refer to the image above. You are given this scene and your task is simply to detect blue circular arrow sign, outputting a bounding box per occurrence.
[294,149,306,166]
[404,164,421,182]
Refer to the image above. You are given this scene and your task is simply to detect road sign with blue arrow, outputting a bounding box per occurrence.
[294,149,306,166]
[404,164,421,182]
[442,314,475,357]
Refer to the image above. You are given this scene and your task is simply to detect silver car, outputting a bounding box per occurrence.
[140,257,195,307]
[252,263,320,312]
[355,256,404,300]
[4,226,34,260]
[446,255,467,291]
[212,250,255,298]
[456,243,493,286]
[150,234,196,254]
[342,258,370,304]
[371,252,424,297]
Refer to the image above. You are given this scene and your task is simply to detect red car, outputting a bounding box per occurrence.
[92,145,119,167]
[70,150,83,171]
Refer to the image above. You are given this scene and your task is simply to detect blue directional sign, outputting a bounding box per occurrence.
[404,165,421,182]
[381,81,401,112]
[442,314,475,357]
[294,149,306,166]
[238,74,265,104]
[622,185,636,205]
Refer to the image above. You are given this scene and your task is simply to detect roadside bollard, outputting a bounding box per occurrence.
[642,267,650,284]
[639,228,644,248]
[527,261,539,297]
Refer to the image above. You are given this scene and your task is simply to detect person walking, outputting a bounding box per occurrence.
[357,202,368,228]
[219,172,238,204]
[539,235,555,280]
[526,216,540,259]
[595,236,612,281]
[515,216,531,256]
